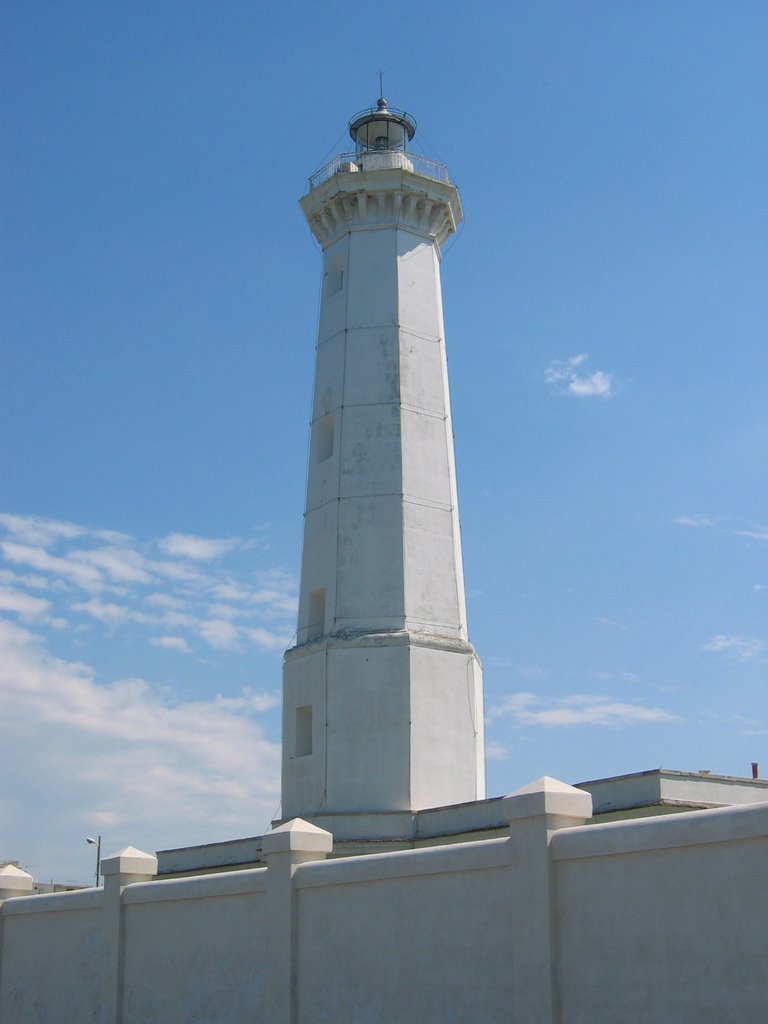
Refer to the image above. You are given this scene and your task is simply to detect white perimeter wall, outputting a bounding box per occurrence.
[553,805,768,1022]
[121,871,268,1023]
[0,890,103,1023]
[295,840,513,1023]
[2,781,767,1024]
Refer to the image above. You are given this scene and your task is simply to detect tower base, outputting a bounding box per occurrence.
[281,630,485,821]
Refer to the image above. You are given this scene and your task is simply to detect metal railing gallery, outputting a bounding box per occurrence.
[307,152,450,192]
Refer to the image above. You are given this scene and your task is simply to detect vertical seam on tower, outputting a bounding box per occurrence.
[322,643,328,810]
[395,216,414,809]
[394,220,407,636]
[333,231,351,633]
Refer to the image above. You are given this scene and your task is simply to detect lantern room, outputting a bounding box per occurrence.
[348,97,417,153]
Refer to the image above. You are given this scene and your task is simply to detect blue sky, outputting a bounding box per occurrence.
[2,1,766,884]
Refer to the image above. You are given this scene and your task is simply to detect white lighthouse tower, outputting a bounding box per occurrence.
[281,96,485,832]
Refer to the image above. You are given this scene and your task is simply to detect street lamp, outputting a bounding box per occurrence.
[86,836,101,887]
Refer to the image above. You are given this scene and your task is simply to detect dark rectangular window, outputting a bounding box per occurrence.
[308,587,326,640]
[295,705,313,757]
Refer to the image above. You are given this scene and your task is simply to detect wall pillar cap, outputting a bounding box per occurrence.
[100,845,158,878]
[262,817,334,855]
[502,775,592,823]
[0,862,35,894]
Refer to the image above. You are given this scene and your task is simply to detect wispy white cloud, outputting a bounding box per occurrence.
[158,609,197,630]
[150,635,192,653]
[701,635,767,662]
[198,618,242,651]
[73,546,154,584]
[71,598,157,627]
[673,514,718,528]
[0,568,56,591]
[0,585,52,622]
[597,616,629,630]
[0,513,130,547]
[489,691,678,728]
[209,573,298,616]
[207,602,242,620]
[1,541,105,591]
[589,670,642,683]
[484,741,509,761]
[485,659,546,677]
[0,513,297,659]
[245,627,294,651]
[213,690,280,713]
[159,533,241,561]
[518,664,547,679]
[145,591,188,609]
[0,619,281,882]
[733,525,768,542]
[0,513,84,547]
[700,712,767,738]
[210,581,254,602]
[672,515,768,544]
[545,354,618,399]
[144,558,206,584]
[0,583,67,630]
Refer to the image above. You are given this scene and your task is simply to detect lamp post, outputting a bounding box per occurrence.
[86,835,101,887]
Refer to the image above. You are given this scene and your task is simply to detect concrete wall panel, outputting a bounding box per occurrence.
[343,327,400,407]
[401,407,452,506]
[346,230,397,329]
[397,233,442,340]
[295,853,512,1023]
[409,646,484,809]
[122,890,267,1024]
[0,899,103,1024]
[554,810,768,1023]
[335,495,405,627]
[338,404,402,499]
[325,645,410,811]
[402,501,461,631]
[399,332,446,416]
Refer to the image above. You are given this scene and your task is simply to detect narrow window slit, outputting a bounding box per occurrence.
[308,587,326,640]
[324,256,344,297]
[295,705,313,757]
[315,414,335,462]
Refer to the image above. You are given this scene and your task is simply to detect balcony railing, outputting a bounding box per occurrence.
[307,151,450,193]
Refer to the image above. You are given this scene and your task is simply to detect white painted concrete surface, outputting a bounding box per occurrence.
[3,778,768,1023]
[580,766,768,816]
[553,804,768,1022]
[154,768,768,873]
[0,864,33,900]
[282,156,484,821]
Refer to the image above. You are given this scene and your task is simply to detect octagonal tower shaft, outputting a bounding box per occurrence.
[282,145,485,822]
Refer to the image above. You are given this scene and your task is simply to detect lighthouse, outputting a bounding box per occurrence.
[281,97,485,830]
